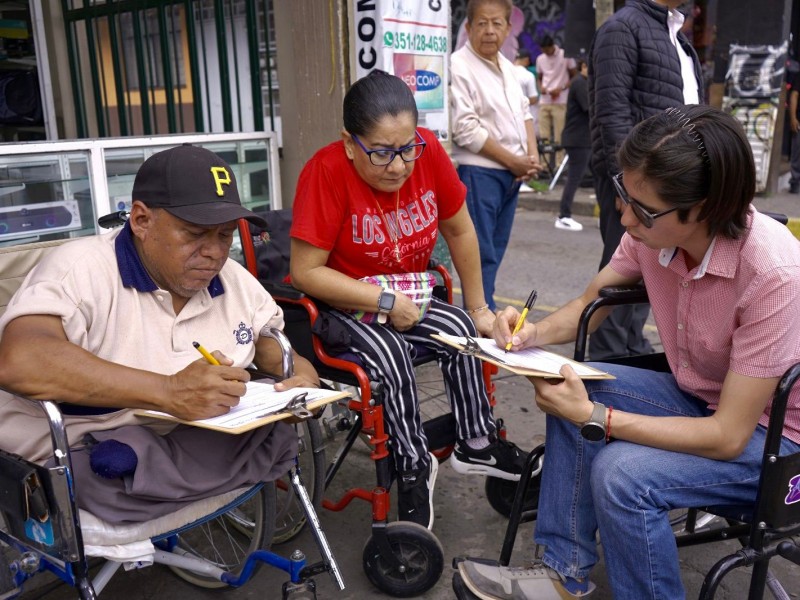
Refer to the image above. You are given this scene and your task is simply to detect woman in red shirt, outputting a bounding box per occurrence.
[290,71,525,529]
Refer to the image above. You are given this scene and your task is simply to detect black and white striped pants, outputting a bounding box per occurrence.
[330,297,496,472]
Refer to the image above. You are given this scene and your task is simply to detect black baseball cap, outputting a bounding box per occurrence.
[132,144,267,228]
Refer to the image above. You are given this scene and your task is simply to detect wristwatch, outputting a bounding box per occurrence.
[377,290,395,324]
[580,401,607,442]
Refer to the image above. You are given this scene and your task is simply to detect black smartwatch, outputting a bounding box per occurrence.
[377,290,395,324]
[378,290,395,313]
[580,401,606,442]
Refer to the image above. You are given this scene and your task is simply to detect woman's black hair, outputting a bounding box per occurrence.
[342,70,418,137]
[617,104,755,239]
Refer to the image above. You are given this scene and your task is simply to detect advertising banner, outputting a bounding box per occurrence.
[349,0,450,143]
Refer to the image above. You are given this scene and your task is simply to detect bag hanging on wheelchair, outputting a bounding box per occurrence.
[346,272,437,324]
[0,449,49,524]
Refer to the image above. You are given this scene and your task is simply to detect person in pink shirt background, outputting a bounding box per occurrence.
[535,35,575,165]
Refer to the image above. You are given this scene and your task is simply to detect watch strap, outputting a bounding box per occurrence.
[588,401,606,427]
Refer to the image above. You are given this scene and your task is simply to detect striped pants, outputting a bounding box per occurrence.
[330,297,496,473]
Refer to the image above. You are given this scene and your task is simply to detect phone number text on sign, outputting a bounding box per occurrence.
[383,31,447,54]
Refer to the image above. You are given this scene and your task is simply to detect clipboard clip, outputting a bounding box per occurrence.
[461,335,482,356]
[460,335,508,364]
[283,392,313,420]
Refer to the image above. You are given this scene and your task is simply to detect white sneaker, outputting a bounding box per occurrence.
[519,183,535,193]
[457,559,596,598]
[555,217,583,231]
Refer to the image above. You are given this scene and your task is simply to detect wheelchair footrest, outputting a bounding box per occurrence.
[422,413,457,450]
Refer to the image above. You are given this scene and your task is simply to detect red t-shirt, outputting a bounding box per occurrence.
[291,127,466,279]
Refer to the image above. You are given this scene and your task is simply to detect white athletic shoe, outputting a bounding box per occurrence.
[555,217,584,231]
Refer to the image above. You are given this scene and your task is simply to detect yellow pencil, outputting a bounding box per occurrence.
[193,341,221,366]
[505,290,538,352]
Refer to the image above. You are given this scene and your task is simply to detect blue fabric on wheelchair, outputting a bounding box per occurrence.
[90,439,139,479]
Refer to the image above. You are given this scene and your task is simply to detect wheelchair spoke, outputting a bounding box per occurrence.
[168,486,273,589]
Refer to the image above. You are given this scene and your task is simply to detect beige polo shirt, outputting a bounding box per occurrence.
[0,224,284,463]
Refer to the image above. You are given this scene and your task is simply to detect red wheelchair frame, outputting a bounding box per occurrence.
[237,216,503,597]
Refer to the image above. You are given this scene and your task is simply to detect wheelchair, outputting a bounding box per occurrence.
[453,274,800,599]
[236,209,520,597]
[0,223,344,599]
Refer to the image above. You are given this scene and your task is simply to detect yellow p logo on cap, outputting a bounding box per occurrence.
[210,167,232,197]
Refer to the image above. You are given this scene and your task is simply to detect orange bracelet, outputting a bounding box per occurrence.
[606,406,613,443]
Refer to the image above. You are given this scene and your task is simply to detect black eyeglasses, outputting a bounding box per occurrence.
[612,173,679,228]
[350,130,426,166]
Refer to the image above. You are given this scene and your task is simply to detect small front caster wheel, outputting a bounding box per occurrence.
[362,522,444,597]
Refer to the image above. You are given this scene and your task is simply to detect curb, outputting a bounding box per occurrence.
[517,188,597,217]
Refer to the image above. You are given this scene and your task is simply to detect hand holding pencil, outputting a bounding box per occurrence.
[193,341,221,365]
[505,290,537,352]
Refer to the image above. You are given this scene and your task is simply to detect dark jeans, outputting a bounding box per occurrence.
[589,171,652,360]
[559,146,592,219]
[457,165,521,311]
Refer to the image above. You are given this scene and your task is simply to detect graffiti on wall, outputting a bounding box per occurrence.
[722,41,788,192]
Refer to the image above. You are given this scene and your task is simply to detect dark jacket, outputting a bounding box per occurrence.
[588,0,704,176]
[561,73,590,148]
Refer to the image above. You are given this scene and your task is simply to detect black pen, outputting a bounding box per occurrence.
[505,289,538,352]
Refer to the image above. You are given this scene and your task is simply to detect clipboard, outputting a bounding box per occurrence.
[135,382,350,434]
[432,332,614,380]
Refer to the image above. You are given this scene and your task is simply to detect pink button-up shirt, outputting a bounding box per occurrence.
[609,208,800,444]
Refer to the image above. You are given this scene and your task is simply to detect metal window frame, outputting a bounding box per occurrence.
[0,131,282,236]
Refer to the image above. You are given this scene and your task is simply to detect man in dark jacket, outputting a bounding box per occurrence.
[588,0,703,360]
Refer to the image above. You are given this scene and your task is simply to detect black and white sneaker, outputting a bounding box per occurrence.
[396,452,438,529]
[450,434,526,481]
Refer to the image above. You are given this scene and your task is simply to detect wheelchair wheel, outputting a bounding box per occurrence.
[485,472,541,519]
[0,548,17,595]
[168,482,276,588]
[362,521,444,597]
[273,419,325,544]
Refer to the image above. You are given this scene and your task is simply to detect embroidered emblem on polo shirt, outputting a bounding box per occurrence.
[234,322,254,345]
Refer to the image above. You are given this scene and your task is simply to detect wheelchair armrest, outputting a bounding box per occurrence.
[598,285,649,304]
[261,280,306,302]
[258,327,295,380]
[38,400,71,470]
[427,260,453,304]
[574,285,649,361]
[761,211,788,225]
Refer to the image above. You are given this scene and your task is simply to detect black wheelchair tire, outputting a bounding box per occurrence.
[168,482,275,588]
[362,521,444,597]
[273,419,326,544]
[485,474,541,519]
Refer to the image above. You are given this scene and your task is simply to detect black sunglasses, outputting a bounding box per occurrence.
[612,173,679,228]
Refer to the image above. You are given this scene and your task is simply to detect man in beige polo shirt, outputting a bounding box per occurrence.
[0,144,319,523]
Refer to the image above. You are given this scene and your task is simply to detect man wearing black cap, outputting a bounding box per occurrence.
[0,144,319,523]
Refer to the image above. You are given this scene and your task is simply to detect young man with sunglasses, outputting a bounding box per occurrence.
[458,106,800,599]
